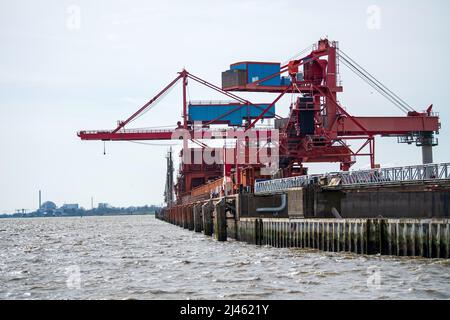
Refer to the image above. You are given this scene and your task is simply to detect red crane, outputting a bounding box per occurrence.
[222,39,439,173]
[78,39,440,201]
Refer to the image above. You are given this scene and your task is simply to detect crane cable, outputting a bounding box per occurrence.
[339,52,411,112]
[337,49,414,114]
[339,49,414,111]
[282,43,314,66]
[127,78,180,126]
[339,56,410,114]
[126,141,179,147]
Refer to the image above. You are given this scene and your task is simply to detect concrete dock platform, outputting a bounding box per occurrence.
[156,180,450,259]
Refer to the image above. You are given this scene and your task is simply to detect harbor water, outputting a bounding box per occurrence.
[0,215,449,300]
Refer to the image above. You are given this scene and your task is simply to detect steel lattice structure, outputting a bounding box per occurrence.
[78,39,441,203]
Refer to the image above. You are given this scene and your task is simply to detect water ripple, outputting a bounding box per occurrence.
[0,216,449,300]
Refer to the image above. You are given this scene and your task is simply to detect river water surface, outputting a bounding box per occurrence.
[0,215,449,300]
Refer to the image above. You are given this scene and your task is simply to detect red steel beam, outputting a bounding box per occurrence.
[336,116,440,135]
[78,129,275,141]
[224,84,343,94]
[182,71,188,128]
[112,73,184,134]
[245,86,292,131]
[78,130,175,141]
[187,72,282,119]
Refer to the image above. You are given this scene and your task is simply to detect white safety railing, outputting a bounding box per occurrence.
[254,174,322,194]
[189,100,238,105]
[254,163,450,194]
[339,163,450,186]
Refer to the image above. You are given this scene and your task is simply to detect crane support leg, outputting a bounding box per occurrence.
[422,145,433,165]
[420,132,434,165]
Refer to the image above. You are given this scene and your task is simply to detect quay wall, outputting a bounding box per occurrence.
[156,206,450,259]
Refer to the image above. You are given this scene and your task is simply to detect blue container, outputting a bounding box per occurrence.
[230,63,247,71]
[280,76,291,86]
[188,103,276,126]
[230,62,280,86]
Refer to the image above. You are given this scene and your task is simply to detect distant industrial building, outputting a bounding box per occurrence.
[62,204,79,210]
[98,203,111,209]
[40,201,57,211]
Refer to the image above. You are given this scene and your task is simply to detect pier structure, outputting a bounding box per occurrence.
[157,163,450,259]
[78,39,447,258]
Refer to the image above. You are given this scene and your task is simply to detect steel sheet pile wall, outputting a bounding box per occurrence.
[156,206,449,258]
[234,218,449,258]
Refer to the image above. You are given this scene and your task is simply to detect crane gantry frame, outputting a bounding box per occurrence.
[78,39,440,200]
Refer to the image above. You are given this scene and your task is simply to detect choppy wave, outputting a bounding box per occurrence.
[0,216,449,300]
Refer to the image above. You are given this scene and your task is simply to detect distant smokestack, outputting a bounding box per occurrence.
[39,190,42,210]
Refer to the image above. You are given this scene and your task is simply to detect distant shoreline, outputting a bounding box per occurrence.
[0,211,156,219]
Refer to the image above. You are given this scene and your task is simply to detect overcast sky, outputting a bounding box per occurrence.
[1,0,449,213]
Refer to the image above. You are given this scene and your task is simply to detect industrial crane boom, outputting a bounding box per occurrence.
[78,39,441,198]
